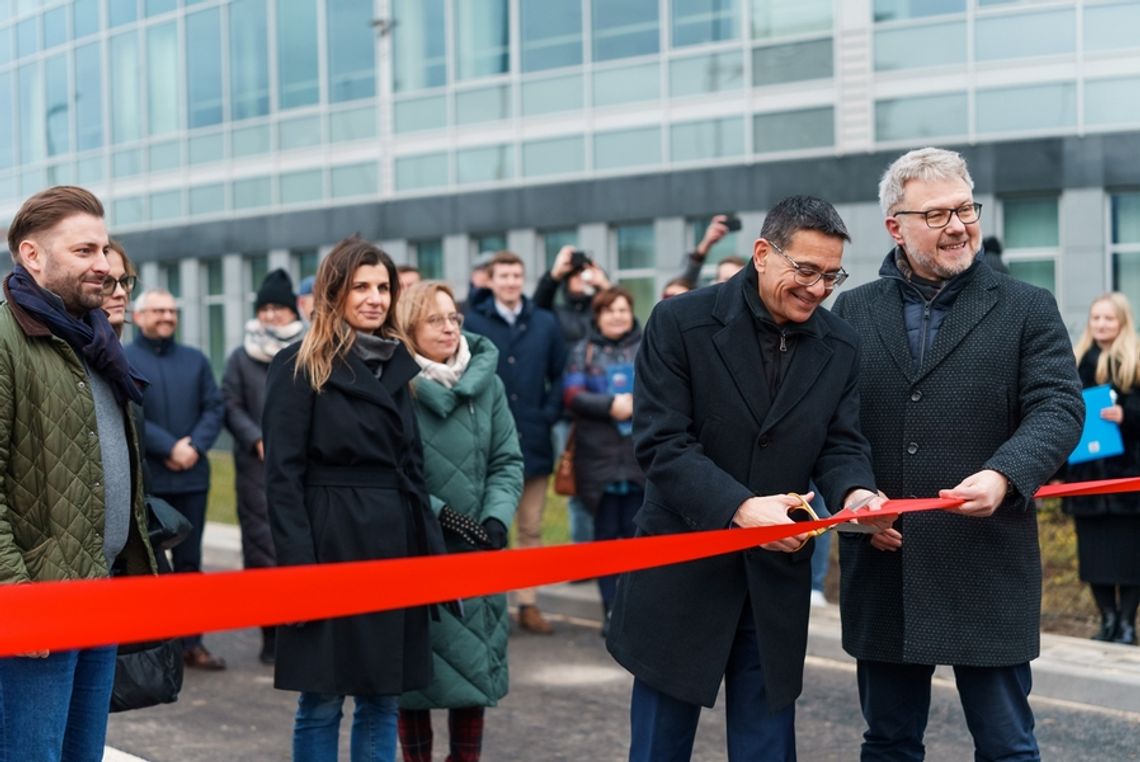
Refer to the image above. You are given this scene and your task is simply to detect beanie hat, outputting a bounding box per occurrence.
[256,269,299,316]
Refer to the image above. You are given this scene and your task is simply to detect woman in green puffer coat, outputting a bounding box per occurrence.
[395,281,524,762]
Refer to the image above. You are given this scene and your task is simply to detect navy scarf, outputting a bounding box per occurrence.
[5,266,147,405]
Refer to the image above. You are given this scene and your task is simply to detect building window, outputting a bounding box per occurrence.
[244,252,269,316]
[592,0,659,62]
[277,0,320,109]
[1002,196,1059,295]
[673,0,740,48]
[412,239,445,280]
[455,0,510,80]
[875,92,968,142]
[874,0,964,23]
[229,0,270,120]
[328,0,377,101]
[613,223,657,324]
[186,8,224,128]
[291,247,320,283]
[753,107,834,153]
[391,0,446,92]
[473,232,507,258]
[541,228,577,270]
[202,259,227,375]
[521,0,582,72]
[1111,193,1140,309]
[158,262,182,299]
[975,82,1076,135]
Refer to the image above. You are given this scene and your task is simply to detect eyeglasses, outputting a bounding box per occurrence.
[424,313,464,329]
[892,202,982,229]
[768,241,849,289]
[99,274,137,295]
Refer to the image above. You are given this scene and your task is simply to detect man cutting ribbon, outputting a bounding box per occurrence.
[832,147,1085,761]
[605,196,892,761]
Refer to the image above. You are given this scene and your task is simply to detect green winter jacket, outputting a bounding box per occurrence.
[400,332,524,710]
[0,298,155,586]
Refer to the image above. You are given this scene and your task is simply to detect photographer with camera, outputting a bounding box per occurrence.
[532,246,612,346]
[679,214,741,287]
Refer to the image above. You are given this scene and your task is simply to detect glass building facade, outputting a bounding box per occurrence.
[1,0,1139,364]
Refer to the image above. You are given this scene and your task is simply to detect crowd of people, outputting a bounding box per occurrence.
[0,145,1137,761]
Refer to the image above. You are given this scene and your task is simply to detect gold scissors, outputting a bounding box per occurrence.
[785,492,829,552]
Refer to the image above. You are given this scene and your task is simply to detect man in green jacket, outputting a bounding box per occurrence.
[0,186,155,762]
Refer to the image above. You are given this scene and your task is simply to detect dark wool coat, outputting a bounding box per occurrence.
[832,253,1084,667]
[1063,346,1140,518]
[124,335,225,495]
[605,267,876,711]
[263,341,444,696]
[463,291,566,477]
[400,333,523,710]
[221,347,274,569]
[562,324,645,514]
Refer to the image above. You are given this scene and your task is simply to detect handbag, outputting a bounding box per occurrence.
[553,424,578,496]
[110,496,188,713]
[554,344,594,497]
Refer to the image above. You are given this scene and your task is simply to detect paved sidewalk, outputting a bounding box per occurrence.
[202,521,1140,714]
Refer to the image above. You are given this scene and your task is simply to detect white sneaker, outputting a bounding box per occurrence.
[810,590,828,608]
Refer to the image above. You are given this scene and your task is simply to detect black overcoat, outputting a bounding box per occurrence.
[222,347,275,569]
[262,341,443,696]
[605,267,876,711]
[832,256,1084,666]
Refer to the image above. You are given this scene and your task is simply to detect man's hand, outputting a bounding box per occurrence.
[696,215,729,258]
[581,265,611,291]
[609,393,634,421]
[870,528,902,552]
[843,488,895,532]
[17,650,49,658]
[169,436,200,470]
[551,246,577,281]
[940,468,1009,517]
[732,493,812,553]
[255,439,265,462]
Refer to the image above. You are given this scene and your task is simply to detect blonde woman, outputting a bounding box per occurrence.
[262,238,444,761]
[1064,292,1140,645]
[395,282,523,762]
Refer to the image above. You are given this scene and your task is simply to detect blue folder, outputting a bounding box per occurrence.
[1068,384,1125,465]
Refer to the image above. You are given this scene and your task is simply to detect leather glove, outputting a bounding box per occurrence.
[439,505,491,548]
[481,518,508,550]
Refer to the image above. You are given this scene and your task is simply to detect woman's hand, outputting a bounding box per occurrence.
[610,393,634,421]
[1101,404,1124,424]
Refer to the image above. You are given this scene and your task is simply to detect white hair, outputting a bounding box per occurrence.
[878,147,975,216]
[133,288,174,313]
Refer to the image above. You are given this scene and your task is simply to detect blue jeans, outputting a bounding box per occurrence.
[629,606,796,761]
[857,660,1039,762]
[808,488,830,592]
[0,645,118,762]
[293,692,398,762]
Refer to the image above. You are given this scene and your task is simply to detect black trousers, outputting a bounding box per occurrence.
[156,490,208,649]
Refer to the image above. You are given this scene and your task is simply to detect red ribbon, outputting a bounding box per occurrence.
[0,477,1136,657]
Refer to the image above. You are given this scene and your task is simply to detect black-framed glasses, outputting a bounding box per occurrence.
[99,274,137,295]
[892,202,982,229]
[768,241,848,289]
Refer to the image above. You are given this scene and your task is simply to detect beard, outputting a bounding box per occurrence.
[901,235,976,281]
[41,271,105,314]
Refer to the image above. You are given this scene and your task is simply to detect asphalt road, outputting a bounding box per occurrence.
[106,614,1140,761]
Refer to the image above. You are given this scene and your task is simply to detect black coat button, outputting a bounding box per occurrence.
[758,435,770,448]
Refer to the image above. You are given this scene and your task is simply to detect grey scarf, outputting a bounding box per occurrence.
[352,332,400,379]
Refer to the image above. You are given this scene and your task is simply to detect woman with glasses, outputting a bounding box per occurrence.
[1064,293,1140,646]
[263,238,444,762]
[103,240,138,337]
[561,286,645,634]
[394,281,522,762]
[221,269,305,664]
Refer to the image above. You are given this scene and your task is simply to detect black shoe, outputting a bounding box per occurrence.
[1093,610,1120,642]
[1114,622,1137,646]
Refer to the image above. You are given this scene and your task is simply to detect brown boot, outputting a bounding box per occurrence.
[518,605,554,635]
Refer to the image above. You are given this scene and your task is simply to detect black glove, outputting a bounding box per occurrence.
[481,518,508,550]
[439,506,491,548]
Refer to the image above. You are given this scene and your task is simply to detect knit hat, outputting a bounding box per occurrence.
[256,269,299,316]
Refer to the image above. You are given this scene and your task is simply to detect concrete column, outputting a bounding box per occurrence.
[444,234,470,298]
[223,253,244,360]
[507,228,539,290]
[1061,188,1108,338]
[178,257,201,349]
[380,239,409,265]
[577,223,610,275]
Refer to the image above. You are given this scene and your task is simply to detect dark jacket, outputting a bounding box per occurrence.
[400,333,523,710]
[263,341,444,696]
[124,335,225,495]
[532,271,594,345]
[221,346,274,569]
[605,267,876,711]
[832,252,1084,667]
[562,324,645,513]
[1063,346,1140,517]
[463,291,566,477]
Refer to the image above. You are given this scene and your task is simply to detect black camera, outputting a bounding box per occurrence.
[722,215,742,232]
[569,250,592,270]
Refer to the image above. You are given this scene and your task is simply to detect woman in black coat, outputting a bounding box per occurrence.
[1064,292,1140,646]
[263,238,444,761]
[222,269,304,664]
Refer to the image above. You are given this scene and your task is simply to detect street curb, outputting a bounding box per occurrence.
[203,524,1140,715]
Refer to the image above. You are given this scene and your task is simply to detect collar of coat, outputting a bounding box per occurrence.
[133,332,177,356]
[715,263,826,341]
[3,279,52,338]
[411,332,500,418]
[325,339,420,409]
